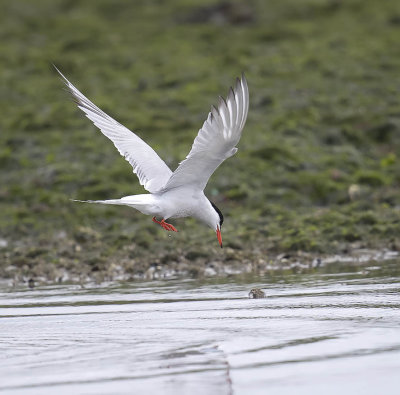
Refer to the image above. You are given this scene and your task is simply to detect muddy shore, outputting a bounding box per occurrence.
[2,232,398,286]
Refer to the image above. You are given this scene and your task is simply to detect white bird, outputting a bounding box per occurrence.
[56,67,249,247]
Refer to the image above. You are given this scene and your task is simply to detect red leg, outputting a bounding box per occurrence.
[152,217,178,232]
[161,219,178,232]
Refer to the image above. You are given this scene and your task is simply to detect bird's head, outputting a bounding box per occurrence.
[209,201,224,248]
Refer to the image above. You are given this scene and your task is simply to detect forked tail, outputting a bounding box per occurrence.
[70,194,159,215]
[71,198,127,206]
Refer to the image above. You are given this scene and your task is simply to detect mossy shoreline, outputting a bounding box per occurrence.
[1,0,399,285]
[1,229,398,286]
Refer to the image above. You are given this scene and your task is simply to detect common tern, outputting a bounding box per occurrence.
[56,68,249,248]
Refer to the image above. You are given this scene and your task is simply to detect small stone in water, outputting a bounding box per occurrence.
[248,288,265,299]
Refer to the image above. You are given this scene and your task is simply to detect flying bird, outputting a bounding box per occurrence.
[56,67,249,248]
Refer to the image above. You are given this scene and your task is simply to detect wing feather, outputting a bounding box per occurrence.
[163,74,249,191]
[55,67,172,193]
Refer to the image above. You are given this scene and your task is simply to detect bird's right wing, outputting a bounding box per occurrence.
[56,67,172,193]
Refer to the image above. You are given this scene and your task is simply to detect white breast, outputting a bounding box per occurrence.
[158,188,208,220]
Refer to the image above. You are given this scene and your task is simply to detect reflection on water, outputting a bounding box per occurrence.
[1,262,400,394]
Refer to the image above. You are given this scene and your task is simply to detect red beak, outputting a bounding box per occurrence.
[216,226,223,248]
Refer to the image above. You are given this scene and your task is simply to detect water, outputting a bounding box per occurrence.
[1,262,400,394]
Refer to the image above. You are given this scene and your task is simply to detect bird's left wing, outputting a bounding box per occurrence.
[55,67,172,193]
[163,74,249,192]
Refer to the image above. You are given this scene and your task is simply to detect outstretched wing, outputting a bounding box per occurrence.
[163,74,249,192]
[55,67,172,193]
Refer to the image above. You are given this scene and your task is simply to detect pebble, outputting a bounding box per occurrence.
[0,239,8,249]
[248,288,266,299]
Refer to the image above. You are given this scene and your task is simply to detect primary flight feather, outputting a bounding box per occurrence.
[56,67,249,247]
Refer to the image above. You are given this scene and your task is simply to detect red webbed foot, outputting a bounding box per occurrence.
[152,217,178,232]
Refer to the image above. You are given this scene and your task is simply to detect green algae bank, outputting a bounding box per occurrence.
[0,0,400,282]
[1,261,400,394]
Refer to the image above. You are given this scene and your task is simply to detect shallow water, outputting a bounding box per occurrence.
[1,262,400,395]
